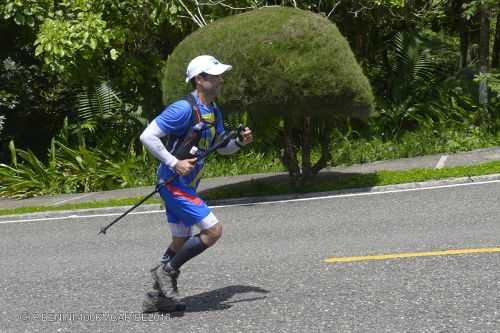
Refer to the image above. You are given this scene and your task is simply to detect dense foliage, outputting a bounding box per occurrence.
[1,1,500,197]
[163,7,374,119]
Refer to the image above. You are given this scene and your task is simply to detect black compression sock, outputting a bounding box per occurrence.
[168,234,208,270]
[160,247,176,264]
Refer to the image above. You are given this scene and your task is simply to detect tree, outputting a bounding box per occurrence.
[0,0,190,160]
[162,7,374,184]
[492,4,500,69]
[478,2,490,106]
[0,15,73,162]
[449,0,471,69]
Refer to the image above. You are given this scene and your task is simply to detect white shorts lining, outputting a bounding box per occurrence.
[168,212,218,237]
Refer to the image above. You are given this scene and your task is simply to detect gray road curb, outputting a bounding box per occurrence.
[2,173,500,222]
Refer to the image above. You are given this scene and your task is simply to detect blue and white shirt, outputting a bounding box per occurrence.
[153,92,225,190]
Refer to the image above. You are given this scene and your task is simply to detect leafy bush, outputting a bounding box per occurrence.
[72,81,148,150]
[163,7,373,117]
[384,31,437,105]
[0,140,62,198]
[0,138,156,198]
[0,56,71,163]
[203,150,284,177]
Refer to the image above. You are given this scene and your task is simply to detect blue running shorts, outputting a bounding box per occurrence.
[158,182,218,237]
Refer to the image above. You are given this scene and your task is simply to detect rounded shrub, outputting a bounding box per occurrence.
[162,6,374,120]
[162,7,375,183]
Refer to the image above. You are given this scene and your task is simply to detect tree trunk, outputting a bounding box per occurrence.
[479,3,490,70]
[280,117,301,183]
[479,3,490,107]
[459,31,469,69]
[453,0,469,68]
[492,8,500,69]
[311,122,333,176]
[382,49,392,99]
[301,115,313,182]
[280,115,335,186]
[479,3,490,106]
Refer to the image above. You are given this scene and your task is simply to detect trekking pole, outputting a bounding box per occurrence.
[97,180,168,236]
[98,191,156,235]
[98,125,244,236]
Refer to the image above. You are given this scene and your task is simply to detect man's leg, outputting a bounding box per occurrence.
[147,184,194,310]
[145,236,189,312]
[154,185,219,298]
[151,217,191,300]
[168,220,222,270]
[154,237,186,291]
[161,237,188,264]
[155,213,221,298]
[199,222,223,247]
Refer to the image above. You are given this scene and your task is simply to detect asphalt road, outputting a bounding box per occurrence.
[1,181,500,333]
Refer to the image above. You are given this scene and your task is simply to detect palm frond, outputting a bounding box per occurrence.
[391,32,408,74]
[412,54,435,82]
[388,31,437,103]
[76,81,122,123]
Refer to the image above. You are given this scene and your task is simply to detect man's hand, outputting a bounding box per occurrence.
[239,127,253,145]
[174,158,197,176]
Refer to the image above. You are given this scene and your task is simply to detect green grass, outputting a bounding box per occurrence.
[2,160,500,216]
[0,197,162,217]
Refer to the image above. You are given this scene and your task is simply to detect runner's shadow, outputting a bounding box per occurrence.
[168,285,269,316]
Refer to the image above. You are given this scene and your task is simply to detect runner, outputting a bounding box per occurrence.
[140,55,253,312]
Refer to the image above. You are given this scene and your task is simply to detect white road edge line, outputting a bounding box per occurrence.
[435,155,448,169]
[1,178,500,225]
[0,209,166,224]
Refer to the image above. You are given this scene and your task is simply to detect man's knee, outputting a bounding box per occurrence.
[201,223,222,247]
[211,223,223,240]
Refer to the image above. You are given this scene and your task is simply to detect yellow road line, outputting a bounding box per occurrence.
[325,246,500,264]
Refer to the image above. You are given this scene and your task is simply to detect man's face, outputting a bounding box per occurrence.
[197,73,224,96]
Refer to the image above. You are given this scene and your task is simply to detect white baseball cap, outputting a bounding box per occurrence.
[185,55,232,82]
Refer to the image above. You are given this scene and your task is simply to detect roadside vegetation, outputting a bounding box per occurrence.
[1,1,500,199]
[3,159,500,216]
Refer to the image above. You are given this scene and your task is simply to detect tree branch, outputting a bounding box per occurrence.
[312,124,332,176]
[199,0,261,10]
[327,1,342,18]
[193,0,208,26]
[177,0,205,27]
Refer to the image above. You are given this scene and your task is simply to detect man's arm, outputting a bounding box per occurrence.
[139,121,178,168]
[140,100,198,176]
[216,127,253,155]
[140,121,197,176]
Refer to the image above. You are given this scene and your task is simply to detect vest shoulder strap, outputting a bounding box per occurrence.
[184,94,202,124]
[184,94,218,127]
[165,95,217,152]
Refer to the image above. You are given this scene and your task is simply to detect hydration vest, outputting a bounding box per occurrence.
[166,94,217,160]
